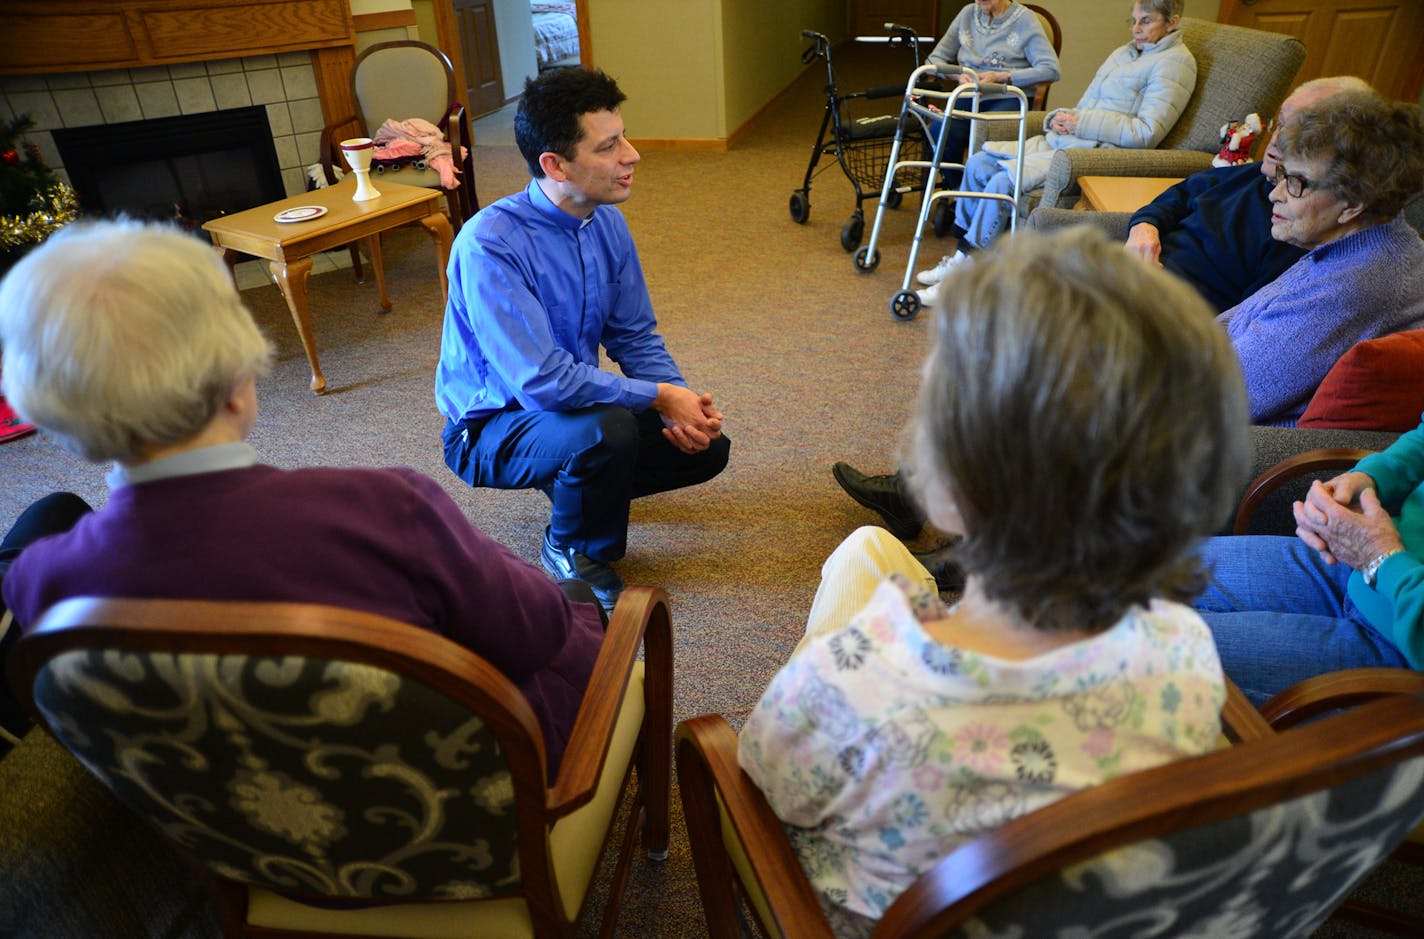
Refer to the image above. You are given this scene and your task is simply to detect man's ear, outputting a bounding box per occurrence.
[538,151,567,182]
[1339,202,1366,226]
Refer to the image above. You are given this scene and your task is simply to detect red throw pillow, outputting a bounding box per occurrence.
[1298,330,1424,431]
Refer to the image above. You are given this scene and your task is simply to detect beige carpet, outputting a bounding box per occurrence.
[2,40,1416,938]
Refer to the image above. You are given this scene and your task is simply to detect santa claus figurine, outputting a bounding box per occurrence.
[1213,113,1264,167]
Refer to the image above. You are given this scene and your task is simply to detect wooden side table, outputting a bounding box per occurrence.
[1077,176,1185,214]
[204,178,453,394]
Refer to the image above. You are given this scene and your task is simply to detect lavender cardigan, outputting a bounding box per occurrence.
[1219,216,1424,425]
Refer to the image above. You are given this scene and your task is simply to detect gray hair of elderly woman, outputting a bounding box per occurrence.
[0,220,272,463]
[1135,0,1184,21]
[906,227,1250,634]
[1279,90,1424,220]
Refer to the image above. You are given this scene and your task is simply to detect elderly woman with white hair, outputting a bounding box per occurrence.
[0,221,604,772]
[917,0,1196,302]
[737,226,1250,935]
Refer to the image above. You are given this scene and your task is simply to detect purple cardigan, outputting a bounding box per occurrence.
[1219,216,1424,425]
[2,464,604,772]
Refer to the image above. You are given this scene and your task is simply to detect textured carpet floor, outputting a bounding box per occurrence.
[2,40,1418,938]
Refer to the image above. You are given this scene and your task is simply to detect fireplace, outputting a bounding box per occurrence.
[53,106,286,230]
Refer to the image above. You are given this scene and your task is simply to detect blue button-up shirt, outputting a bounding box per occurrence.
[435,179,684,424]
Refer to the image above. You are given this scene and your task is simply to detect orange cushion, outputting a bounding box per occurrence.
[1298,330,1424,431]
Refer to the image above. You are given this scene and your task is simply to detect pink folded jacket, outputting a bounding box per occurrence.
[373,118,467,190]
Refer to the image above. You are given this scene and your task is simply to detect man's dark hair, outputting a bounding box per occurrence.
[514,67,627,177]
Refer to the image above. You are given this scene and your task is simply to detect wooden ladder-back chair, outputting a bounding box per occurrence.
[9,589,672,938]
[1022,3,1062,111]
[676,687,1424,938]
[320,40,479,230]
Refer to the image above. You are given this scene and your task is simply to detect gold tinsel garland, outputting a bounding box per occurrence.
[0,183,79,253]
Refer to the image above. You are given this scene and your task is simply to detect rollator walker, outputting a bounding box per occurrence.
[853,63,1028,321]
[789,24,927,252]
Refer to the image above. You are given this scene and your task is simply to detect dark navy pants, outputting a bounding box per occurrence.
[443,405,731,562]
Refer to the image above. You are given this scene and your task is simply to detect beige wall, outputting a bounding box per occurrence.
[720,0,847,136]
[587,0,844,141]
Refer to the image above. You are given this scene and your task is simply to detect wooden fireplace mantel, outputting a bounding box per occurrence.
[0,0,358,128]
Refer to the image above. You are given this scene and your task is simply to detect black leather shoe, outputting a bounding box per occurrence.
[832,462,925,540]
[912,541,966,593]
[540,528,624,613]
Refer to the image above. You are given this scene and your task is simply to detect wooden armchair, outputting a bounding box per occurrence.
[319,41,478,227]
[981,17,1305,211]
[676,687,1424,938]
[7,588,672,938]
[1257,669,1424,936]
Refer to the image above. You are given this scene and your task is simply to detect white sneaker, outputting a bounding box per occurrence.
[917,281,942,307]
[915,250,967,286]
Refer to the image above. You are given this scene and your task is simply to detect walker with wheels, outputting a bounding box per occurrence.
[853,63,1028,320]
[789,24,927,253]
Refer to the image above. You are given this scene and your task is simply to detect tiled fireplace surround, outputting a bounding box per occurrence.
[1,53,325,200]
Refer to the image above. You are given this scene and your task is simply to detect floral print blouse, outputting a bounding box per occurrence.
[738,574,1225,933]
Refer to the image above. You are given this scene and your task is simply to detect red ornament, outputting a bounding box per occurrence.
[1,150,18,166]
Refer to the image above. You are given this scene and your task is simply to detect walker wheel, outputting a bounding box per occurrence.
[840,214,864,252]
[883,187,903,209]
[789,190,810,224]
[931,201,953,237]
[890,291,921,320]
[853,246,880,273]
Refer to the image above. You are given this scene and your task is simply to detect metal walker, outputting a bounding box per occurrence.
[789,25,928,253]
[853,64,1028,320]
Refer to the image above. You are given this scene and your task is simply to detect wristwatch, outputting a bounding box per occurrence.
[1362,549,1403,588]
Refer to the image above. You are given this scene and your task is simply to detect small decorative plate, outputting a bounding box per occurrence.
[273,205,328,224]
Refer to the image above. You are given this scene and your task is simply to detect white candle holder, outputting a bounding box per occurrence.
[339,137,381,202]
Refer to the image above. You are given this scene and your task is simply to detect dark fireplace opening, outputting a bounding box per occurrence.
[53,106,285,234]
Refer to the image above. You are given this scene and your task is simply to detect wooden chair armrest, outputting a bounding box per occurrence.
[1232,448,1376,535]
[318,116,362,184]
[1221,677,1274,743]
[1259,667,1424,730]
[676,715,834,939]
[547,584,670,815]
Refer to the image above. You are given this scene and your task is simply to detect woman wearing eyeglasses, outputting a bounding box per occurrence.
[1218,90,1424,426]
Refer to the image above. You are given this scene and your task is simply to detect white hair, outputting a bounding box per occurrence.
[0,220,272,462]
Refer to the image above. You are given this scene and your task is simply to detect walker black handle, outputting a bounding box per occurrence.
[866,85,904,100]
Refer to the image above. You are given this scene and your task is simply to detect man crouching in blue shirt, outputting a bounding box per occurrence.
[436,67,730,614]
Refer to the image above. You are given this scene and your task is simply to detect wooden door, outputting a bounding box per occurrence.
[1218,0,1424,102]
[850,0,939,38]
[451,0,506,117]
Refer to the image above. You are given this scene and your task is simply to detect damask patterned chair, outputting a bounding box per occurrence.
[675,689,1424,938]
[7,589,672,939]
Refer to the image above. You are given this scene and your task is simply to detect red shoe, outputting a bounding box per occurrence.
[0,395,35,443]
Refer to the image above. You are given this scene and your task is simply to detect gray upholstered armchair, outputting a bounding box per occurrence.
[982,18,1305,211]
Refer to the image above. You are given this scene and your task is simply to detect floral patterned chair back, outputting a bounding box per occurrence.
[11,597,567,907]
[925,753,1424,938]
[31,649,523,901]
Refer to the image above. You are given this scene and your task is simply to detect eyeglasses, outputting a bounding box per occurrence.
[1125,15,1165,27]
[1272,164,1314,198]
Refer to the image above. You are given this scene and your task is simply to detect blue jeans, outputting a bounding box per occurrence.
[926,96,1021,190]
[443,405,730,562]
[1195,536,1409,706]
[953,148,1017,249]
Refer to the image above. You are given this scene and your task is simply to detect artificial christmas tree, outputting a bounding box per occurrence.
[0,115,78,273]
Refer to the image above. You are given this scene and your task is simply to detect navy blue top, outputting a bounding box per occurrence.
[1129,162,1305,313]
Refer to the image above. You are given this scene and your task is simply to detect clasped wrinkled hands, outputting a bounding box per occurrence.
[1293,471,1404,569]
